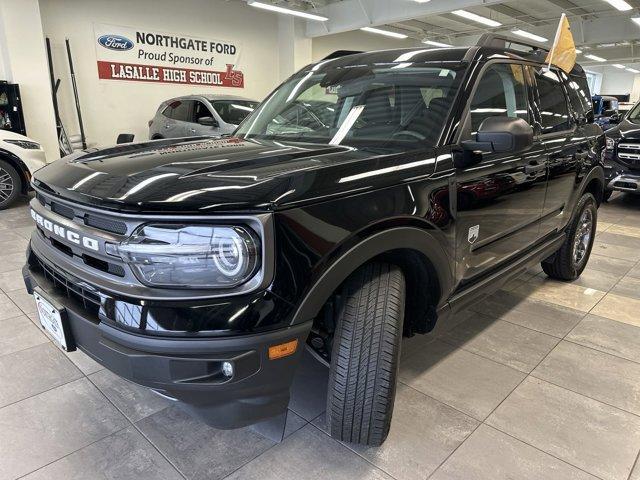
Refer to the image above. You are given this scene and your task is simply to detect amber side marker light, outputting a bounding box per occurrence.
[268,339,298,360]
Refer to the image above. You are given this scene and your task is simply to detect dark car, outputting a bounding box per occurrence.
[593,94,621,129]
[23,34,604,447]
[603,100,640,199]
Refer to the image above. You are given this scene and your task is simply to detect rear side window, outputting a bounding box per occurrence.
[469,63,529,133]
[535,70,571,133]
[166,100,191,121]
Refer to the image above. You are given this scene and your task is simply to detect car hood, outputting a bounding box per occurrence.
[606,118,640,140]
[33,136,438,213]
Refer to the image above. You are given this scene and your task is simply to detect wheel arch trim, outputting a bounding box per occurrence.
[289,226,453,325]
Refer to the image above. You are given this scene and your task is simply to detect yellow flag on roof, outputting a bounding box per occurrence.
[545,13,576,73]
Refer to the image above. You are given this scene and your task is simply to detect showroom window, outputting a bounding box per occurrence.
[468,63,529,133]
[535,70,571,133]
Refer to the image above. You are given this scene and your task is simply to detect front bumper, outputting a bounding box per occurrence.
[23,256,312,429]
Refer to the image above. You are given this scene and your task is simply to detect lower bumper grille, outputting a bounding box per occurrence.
[29,251,101,320]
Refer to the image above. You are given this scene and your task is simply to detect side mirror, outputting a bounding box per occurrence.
[461,117,533,154]
[609,113,622,125]
[197,116,217,127]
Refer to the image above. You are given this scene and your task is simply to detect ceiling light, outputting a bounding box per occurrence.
[603,0,632,11]
[585,54,607,62]
[632,17,640,26]
[248,1,328,21]
[452,10,501,27]
[613,64,626,68]
[360,27,408,39]
[413,0,431,2]
[511,29,548,43]
[422,39,452,47]
[627,68,640,73]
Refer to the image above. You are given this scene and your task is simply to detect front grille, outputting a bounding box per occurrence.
[30,252,101,319]
[84,214,127,235]
[617,142,640,169]
[51,202,75,220]
[614,181,638,190]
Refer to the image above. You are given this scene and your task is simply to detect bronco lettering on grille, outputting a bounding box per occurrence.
[31,209,100,252]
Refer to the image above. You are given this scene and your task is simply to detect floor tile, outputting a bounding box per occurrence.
[0,378,128,479]
[283,410,307,438]
[64,347,105,375]
[487,377,640,480]
[631,456,640,480]
[584,254,636,276]
[597,231,640,249]
[136,405,275,480]
[22,426,182,480]
[225,424,393,480]
[0,268,26,292]
[0,252,28,274]
[592,241,640,261]
[628,263,640,279]
[513,278,606,312]
[441,315,559,373]
[7,288,37,315]
[533,341,640,416]
[400,340,525,420]
[431,424,598,480]
[0,342,82,407]
[606,224,640,239]
[347,384,478,480]
[567,314,640,363]
[288,350,329,421]
[611,276,640,300]
[0,292,23,321]
[568,268,622,291]
[591,293,640,327]
[0,314,47,356]
[89,368,171,422]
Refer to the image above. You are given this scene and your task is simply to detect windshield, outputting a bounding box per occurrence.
[624,102,640,123]
[211,100,259,125]
[236,63,464,151]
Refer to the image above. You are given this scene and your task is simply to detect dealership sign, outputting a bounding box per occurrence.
[93,23,244,88]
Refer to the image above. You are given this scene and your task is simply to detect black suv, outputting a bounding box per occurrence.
[23,35,604,447]
[604,100,640,198]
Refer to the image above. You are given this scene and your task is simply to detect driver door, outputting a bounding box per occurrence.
[455,62,547,284]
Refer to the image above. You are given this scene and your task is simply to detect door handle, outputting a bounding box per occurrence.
[164,124,172,129]
[525,163,546,174]
[189,128,196,133]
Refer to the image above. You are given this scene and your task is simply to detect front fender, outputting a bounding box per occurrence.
[290,226,453,325]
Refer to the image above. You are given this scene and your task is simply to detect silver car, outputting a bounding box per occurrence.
[148,95,258,139]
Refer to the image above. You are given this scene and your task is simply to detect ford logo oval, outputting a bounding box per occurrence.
[98,34,134,51]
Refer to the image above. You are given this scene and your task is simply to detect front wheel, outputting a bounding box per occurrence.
[326,262,405,446]
[542,192,597,280]
[0,160,21,210]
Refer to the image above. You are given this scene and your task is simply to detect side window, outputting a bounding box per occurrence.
[192,101,213,123]
[170,100,191,122]
[161,105,173,118]
[469,63,529,133]
[534,70,571,133]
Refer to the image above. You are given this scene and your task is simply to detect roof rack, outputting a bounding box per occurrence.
[322,50,363,61]
[477,33,549,61]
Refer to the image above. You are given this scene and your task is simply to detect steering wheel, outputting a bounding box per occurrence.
[391,130,426,140]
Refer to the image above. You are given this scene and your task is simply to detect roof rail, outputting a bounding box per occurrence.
[322,50,363,61]
[477,33,549,61]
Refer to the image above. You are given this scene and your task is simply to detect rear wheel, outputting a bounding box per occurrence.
[326,262,405,446]
[0,160,21,210]
[542,193,597,280]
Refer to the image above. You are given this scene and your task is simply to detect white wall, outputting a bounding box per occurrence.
[0,0,59,160]
[38,0,282,148]
[586,65,639,101]
[312,30,421,62]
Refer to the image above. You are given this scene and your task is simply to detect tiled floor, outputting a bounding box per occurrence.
[2,192,640,480]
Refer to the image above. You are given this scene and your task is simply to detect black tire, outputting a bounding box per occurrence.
[326,262,405,446]
[542,193,597,280]
[0,160,21,210]
[603,189,613,202]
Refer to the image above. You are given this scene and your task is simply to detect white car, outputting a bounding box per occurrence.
[0,130,47,209]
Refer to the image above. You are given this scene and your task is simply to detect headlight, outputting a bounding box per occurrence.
[114,224,260,289]
[4,139,41,150]
[606,137,615,151]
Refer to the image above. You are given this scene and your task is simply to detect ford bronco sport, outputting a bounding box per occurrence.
[23,34,604,447]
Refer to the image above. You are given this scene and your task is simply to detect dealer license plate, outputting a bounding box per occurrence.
[34,289,71,351]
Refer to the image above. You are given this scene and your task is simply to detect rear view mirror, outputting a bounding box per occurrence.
[462,117,533,154]
[197,116,217,127]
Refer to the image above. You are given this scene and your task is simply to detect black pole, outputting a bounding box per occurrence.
[65,38,87,150]
[45,37,60,131]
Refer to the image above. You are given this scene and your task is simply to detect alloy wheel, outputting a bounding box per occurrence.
[0,167,14,203]
[573,208,593,267]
